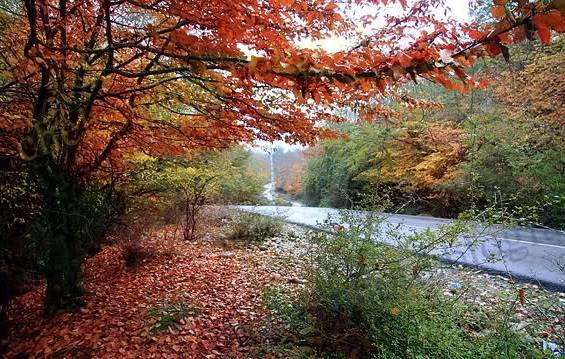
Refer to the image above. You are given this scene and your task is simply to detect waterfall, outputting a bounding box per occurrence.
[262,150,275,202]
[270,150,275,185]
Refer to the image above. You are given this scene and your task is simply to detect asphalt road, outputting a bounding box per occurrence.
[237,206,565,291]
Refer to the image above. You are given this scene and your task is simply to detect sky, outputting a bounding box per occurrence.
[447,0,472,22]
[299,0,471,53]
[252,0,471,153]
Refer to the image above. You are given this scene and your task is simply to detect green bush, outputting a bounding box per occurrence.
[264,214,550,358]
[223,212,283,243]
[26,186,124,263]
[1,161,123,284]
[263,286,310,336]
[148,302,200,333]
[74,187,125,254]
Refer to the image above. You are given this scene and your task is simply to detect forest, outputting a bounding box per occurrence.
[1,0,564,358]
[296,36,565,227]
[272,38,565,228]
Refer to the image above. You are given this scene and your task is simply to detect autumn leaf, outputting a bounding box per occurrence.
[537,26,552,45]
[518,288,526,305]
[397,52,413,68]
[491,5,506,19]
[467,29,485,41]
[486,41,502,57]
[324,2,337,11]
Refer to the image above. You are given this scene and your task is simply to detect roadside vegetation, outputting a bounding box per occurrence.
[261,211,557,358]
[0,145,267,350]
[301,37,564,229]
[222,212,284,243]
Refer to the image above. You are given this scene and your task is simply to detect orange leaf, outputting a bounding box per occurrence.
[467,29,485,41]
[311,89,321,104]
[324,2,337,11]
[397,52,413,68]
[306,12,316,24]
[490,5,506,19]
[518,288,526,305]
[274,0,294,6]
[477,78,490,89]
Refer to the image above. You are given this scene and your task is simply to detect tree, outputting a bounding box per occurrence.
[272,149,306,197]
[0,0,563,311]
[127,147,265,241]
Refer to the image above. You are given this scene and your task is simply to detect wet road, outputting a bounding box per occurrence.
[237,206,565,291]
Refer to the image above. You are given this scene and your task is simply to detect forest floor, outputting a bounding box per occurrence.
[5,209,565,358]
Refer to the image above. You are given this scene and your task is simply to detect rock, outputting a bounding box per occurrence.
[287,277,307,285]
[542,341,563,357]
[219,252,235,258]
[474,329,494,338]
[449,281,462,291]
[511,321,529,332]
[271,273,282,280]
[258,245,269,251]
[520,334,535,345]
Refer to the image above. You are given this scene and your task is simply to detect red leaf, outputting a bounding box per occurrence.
[537,26,551,45]
[485,41,502,57]
[544,11,565,32]
[467,29,485,41]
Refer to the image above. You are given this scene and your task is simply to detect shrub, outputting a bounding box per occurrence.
[264,213,550,358]
[274,197,292,206]
[120,240,153,268]
[223,212,283,243]
[263,286,310,336]
[148,302,200,333]
[1,161,123,317]
[116,219,155,268]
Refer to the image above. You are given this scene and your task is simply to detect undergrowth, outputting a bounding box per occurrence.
[262,211,552,359]
[148,302,200,333]
[223,212,283,243]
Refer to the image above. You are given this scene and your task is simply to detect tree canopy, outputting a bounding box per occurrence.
[1,0,563,180]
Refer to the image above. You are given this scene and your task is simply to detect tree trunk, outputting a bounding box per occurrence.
[32,158,84,313]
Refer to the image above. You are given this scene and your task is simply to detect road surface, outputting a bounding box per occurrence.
[237,206,565,291]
